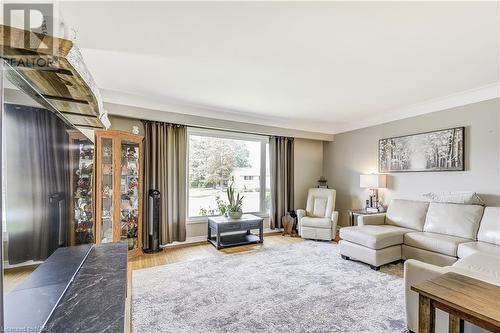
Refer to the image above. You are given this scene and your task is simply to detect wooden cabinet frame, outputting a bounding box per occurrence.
[95,130,144,258]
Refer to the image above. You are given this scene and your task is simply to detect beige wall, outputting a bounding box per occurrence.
[108,116,325,238]
[294,139,324,209]
[323,98,500,226]
[108,115,145,135]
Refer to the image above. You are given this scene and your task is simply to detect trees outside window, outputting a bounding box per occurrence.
[188,128,269,218]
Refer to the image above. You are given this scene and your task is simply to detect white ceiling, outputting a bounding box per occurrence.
[59,1,500,134]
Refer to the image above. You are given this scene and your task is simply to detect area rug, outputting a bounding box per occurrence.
[132,241,406,333]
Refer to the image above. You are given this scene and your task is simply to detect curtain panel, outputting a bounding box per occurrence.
[142,121,187,247]
[269,136,294,229]
[5,104,70,264]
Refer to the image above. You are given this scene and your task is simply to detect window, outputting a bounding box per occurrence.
[188,128,270,218]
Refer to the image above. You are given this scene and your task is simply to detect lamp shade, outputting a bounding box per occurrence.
[360,174,386,189]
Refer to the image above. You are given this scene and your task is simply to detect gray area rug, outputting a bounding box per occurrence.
[132,241,406,333]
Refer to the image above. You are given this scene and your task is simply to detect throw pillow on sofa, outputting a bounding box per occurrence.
[422,191,485,205]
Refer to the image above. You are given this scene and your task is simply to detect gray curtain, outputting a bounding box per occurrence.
[5,104,69,264]
[142,121,187,247]
[269,136,294,229]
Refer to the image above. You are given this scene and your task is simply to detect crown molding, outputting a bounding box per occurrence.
[331,82,500,134]
[100,89,335,134]
[100,82,499,137]
[103,99,334,141]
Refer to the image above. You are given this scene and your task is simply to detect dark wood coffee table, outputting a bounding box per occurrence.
[411,272,500,333]
[207,214,264,250]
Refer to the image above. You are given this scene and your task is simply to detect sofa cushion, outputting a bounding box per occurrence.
[450,252,500,285]
[457,241,500,258]
[423,202,483,240]
[477,207,500,245]
[404,232,470,257]
[301,216,331,229]
[385,199,429,231]
[340,225,413,250]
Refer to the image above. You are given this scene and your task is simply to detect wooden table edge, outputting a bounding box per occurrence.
[411,275,500,331]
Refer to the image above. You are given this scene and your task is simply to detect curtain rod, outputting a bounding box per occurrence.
[183,124,294,140]
[141,118,292,139]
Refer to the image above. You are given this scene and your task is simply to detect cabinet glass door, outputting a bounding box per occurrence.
[73,138,94,244]
[120,141,139,250]
[100,138,113,243]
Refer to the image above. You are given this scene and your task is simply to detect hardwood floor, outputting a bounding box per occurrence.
[125,234,304,332]
[3,265,38,293]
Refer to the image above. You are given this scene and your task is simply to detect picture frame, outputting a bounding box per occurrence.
[378,127,465,173]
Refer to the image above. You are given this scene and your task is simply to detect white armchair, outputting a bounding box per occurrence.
[297,188,339,241]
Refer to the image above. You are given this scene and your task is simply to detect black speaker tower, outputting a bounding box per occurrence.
[144,189,162,253]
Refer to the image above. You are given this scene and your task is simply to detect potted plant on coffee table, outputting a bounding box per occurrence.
[226,183,244,219]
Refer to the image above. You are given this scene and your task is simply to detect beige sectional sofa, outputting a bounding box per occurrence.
[339,199,486,269]
[339,199,500,333]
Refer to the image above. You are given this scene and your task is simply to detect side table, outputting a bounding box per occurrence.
[348,209,384,226]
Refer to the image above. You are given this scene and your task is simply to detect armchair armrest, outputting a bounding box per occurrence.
[330,211,339,240]
[296,209,306,236]
[357,213,386,226]
[331,211,339,232]
[296,209,306,220]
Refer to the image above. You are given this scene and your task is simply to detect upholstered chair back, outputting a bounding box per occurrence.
[305,188,336,218]
[477,207,500,245]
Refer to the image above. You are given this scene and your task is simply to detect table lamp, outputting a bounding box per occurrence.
[360,174,387,211]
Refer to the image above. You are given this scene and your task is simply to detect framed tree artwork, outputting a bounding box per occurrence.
[379,127,465,173]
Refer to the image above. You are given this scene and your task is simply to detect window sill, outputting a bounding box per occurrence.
[186,212,270,224]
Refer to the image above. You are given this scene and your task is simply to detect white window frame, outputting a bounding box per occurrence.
[186,127,268,223]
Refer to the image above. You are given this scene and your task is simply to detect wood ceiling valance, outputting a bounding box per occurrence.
[0,24,109,129]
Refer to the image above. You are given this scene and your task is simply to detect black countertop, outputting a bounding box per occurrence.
[44,242,128,333]
[4,244,92,331]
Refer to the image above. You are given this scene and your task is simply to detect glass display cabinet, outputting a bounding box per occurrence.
[68,130,95,245]
[95,130,143,257]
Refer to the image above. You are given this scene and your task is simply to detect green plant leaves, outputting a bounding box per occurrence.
[226,183,243,212]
